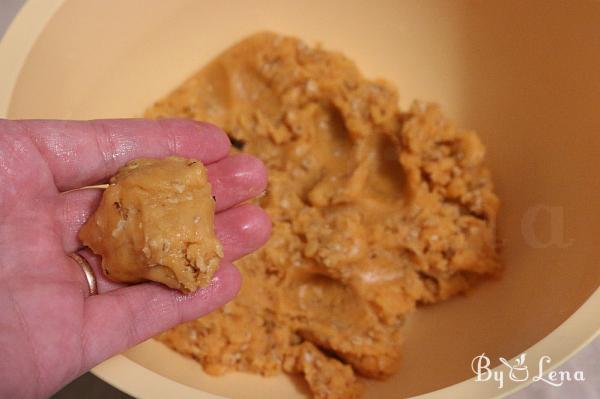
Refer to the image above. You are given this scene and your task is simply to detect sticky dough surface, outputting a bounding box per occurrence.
[79,157,223,293]
[146,32,500,398]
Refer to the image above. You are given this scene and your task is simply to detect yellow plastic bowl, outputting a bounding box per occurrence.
[1,1,598,398]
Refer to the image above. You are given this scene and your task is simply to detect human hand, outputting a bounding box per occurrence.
[0,119,270,398]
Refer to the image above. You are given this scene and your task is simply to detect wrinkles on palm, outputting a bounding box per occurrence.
[0,119,270,399]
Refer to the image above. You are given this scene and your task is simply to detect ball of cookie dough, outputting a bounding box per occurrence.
[79,156,223,293]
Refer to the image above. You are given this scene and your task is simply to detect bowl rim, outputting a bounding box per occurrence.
[0,1,598,398]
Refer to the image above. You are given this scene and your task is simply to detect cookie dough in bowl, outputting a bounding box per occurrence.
[147,32,500,398]
[79,156,223,293]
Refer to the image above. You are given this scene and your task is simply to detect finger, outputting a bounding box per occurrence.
[65,204,270,293]
[81,262,241,369]
[208,154,268,212]
[58,190,101,252]
[56,155,268,252]
[215,204,272,261]
[3,119,230,191]
[68,249,127,294]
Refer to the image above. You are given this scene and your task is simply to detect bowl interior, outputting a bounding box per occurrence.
[5,0,600,397]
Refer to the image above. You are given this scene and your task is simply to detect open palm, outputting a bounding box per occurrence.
[0,119,270,399]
